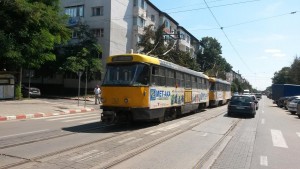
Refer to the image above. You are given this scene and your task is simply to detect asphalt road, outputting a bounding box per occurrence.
[1,96,300,169]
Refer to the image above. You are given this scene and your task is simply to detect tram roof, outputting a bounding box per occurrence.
[107,53,208,79]
[209,77,230,84]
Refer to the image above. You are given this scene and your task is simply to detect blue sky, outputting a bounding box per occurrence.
[149,0,300,90]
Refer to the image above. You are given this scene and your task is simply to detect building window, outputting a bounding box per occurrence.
[72,31,78,38]
[187,35,190,43]
[91,28,104,37]
[133,17,145,27]
[65,5,84,17]
[141,0,145,9]
[151,15,155,22]
[92,6,103,16]
[133,0,137,6]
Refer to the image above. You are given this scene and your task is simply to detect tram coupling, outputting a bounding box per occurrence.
[101,111,117,124]
[101,110,132,124]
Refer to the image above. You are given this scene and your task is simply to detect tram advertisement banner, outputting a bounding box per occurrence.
[149,87,209,109]
[149,87,184,109]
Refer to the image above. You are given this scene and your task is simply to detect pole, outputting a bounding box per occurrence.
[84,69,87,108]
[28,70,31,99]
[77,71,82,106]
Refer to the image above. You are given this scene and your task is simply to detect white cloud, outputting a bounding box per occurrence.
[264,48,286,58]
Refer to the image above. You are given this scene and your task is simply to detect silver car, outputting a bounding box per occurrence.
[288,99,300,114]
[297,101,300,118]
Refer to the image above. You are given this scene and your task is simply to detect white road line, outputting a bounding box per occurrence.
[80,119,100,124]
[296,132,300,138]
[118,137,136,144]
[0,129,50,139]
[63,116,99,122]
[46,114,98,121]
[260,156,268,166]
[271,129,288,148]
[126,138,143,145]
[261,119,265,124]
[144,130,156,135]
[150,131,161,136]
[69,150,98,161]
[202,133,208,136]
[40,112,98,120]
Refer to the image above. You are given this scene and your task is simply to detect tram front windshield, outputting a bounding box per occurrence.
[102,63,150,86]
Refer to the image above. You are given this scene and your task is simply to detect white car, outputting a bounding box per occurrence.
[288,99,300,114]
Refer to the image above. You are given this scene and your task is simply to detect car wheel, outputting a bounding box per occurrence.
[291,111,296,115]
[298,115,300,118]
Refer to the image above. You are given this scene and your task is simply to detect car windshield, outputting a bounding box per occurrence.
[231,96,252,103]
[102,63,150,86]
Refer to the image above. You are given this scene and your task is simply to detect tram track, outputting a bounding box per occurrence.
[94,108,239,169]
[0,123,133,169]
[1,106,233,169]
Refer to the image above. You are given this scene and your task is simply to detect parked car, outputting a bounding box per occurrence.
[254,93,262,100]
[297,101,300,118]
[227,95,257,118]
[288,98,300,114]
[285,96,300,110]
[21,85,41,98]
[248,94,259,110]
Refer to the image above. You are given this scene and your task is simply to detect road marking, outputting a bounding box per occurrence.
[80,119,100,124]
[202,133,208,136]
[40,112,97,119]
[118,137,136,144]
[126,138,143,145]
[296,132,300,138]
[69,150,98,161]
[260,156,268,166]
[46,114,98,121]
[0,129,50,139]
[63,116,99,122]
[151,131,161,136]
[261,119,265,124]
[271,129,288,148]
[144,130,156,135]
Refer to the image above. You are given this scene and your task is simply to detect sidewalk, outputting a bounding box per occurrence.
[0,96,100,122]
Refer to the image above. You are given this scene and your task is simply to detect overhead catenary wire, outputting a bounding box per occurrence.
[203,0,253,73]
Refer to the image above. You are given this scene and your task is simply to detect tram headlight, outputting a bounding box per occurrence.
[124,98,129,103]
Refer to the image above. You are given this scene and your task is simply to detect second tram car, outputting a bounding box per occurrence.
[100,53,210,123]
[208,77,231,107]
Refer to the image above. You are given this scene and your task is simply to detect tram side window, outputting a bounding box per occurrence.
[175,71,184,87]
[166,69,175,87]
[185,74,191,89]
[192,76,197,89]
[205,79,208,89]
[151,66,166,86]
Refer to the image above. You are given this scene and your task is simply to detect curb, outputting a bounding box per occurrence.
[0,108,95,122]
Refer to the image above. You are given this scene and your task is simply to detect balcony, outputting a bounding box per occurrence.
[67,17,84,27]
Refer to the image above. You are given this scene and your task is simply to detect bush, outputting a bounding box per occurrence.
[15,84,22,100]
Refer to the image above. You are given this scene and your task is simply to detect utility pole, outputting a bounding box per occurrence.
[77,71,83,106]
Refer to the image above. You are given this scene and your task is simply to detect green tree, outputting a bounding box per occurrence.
[272,67,292,84]
[138,24,200,71]
[0,0,70,83]
[289,56,300,84]
[57,23,102,80]
[196,37,232,78]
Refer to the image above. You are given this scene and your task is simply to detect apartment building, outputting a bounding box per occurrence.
[22,0,202,91]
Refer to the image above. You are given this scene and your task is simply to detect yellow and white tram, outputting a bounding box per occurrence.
[100,53,210,123]
[208,77,231,107]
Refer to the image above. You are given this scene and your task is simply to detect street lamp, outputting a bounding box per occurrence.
[77,71,83,106]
